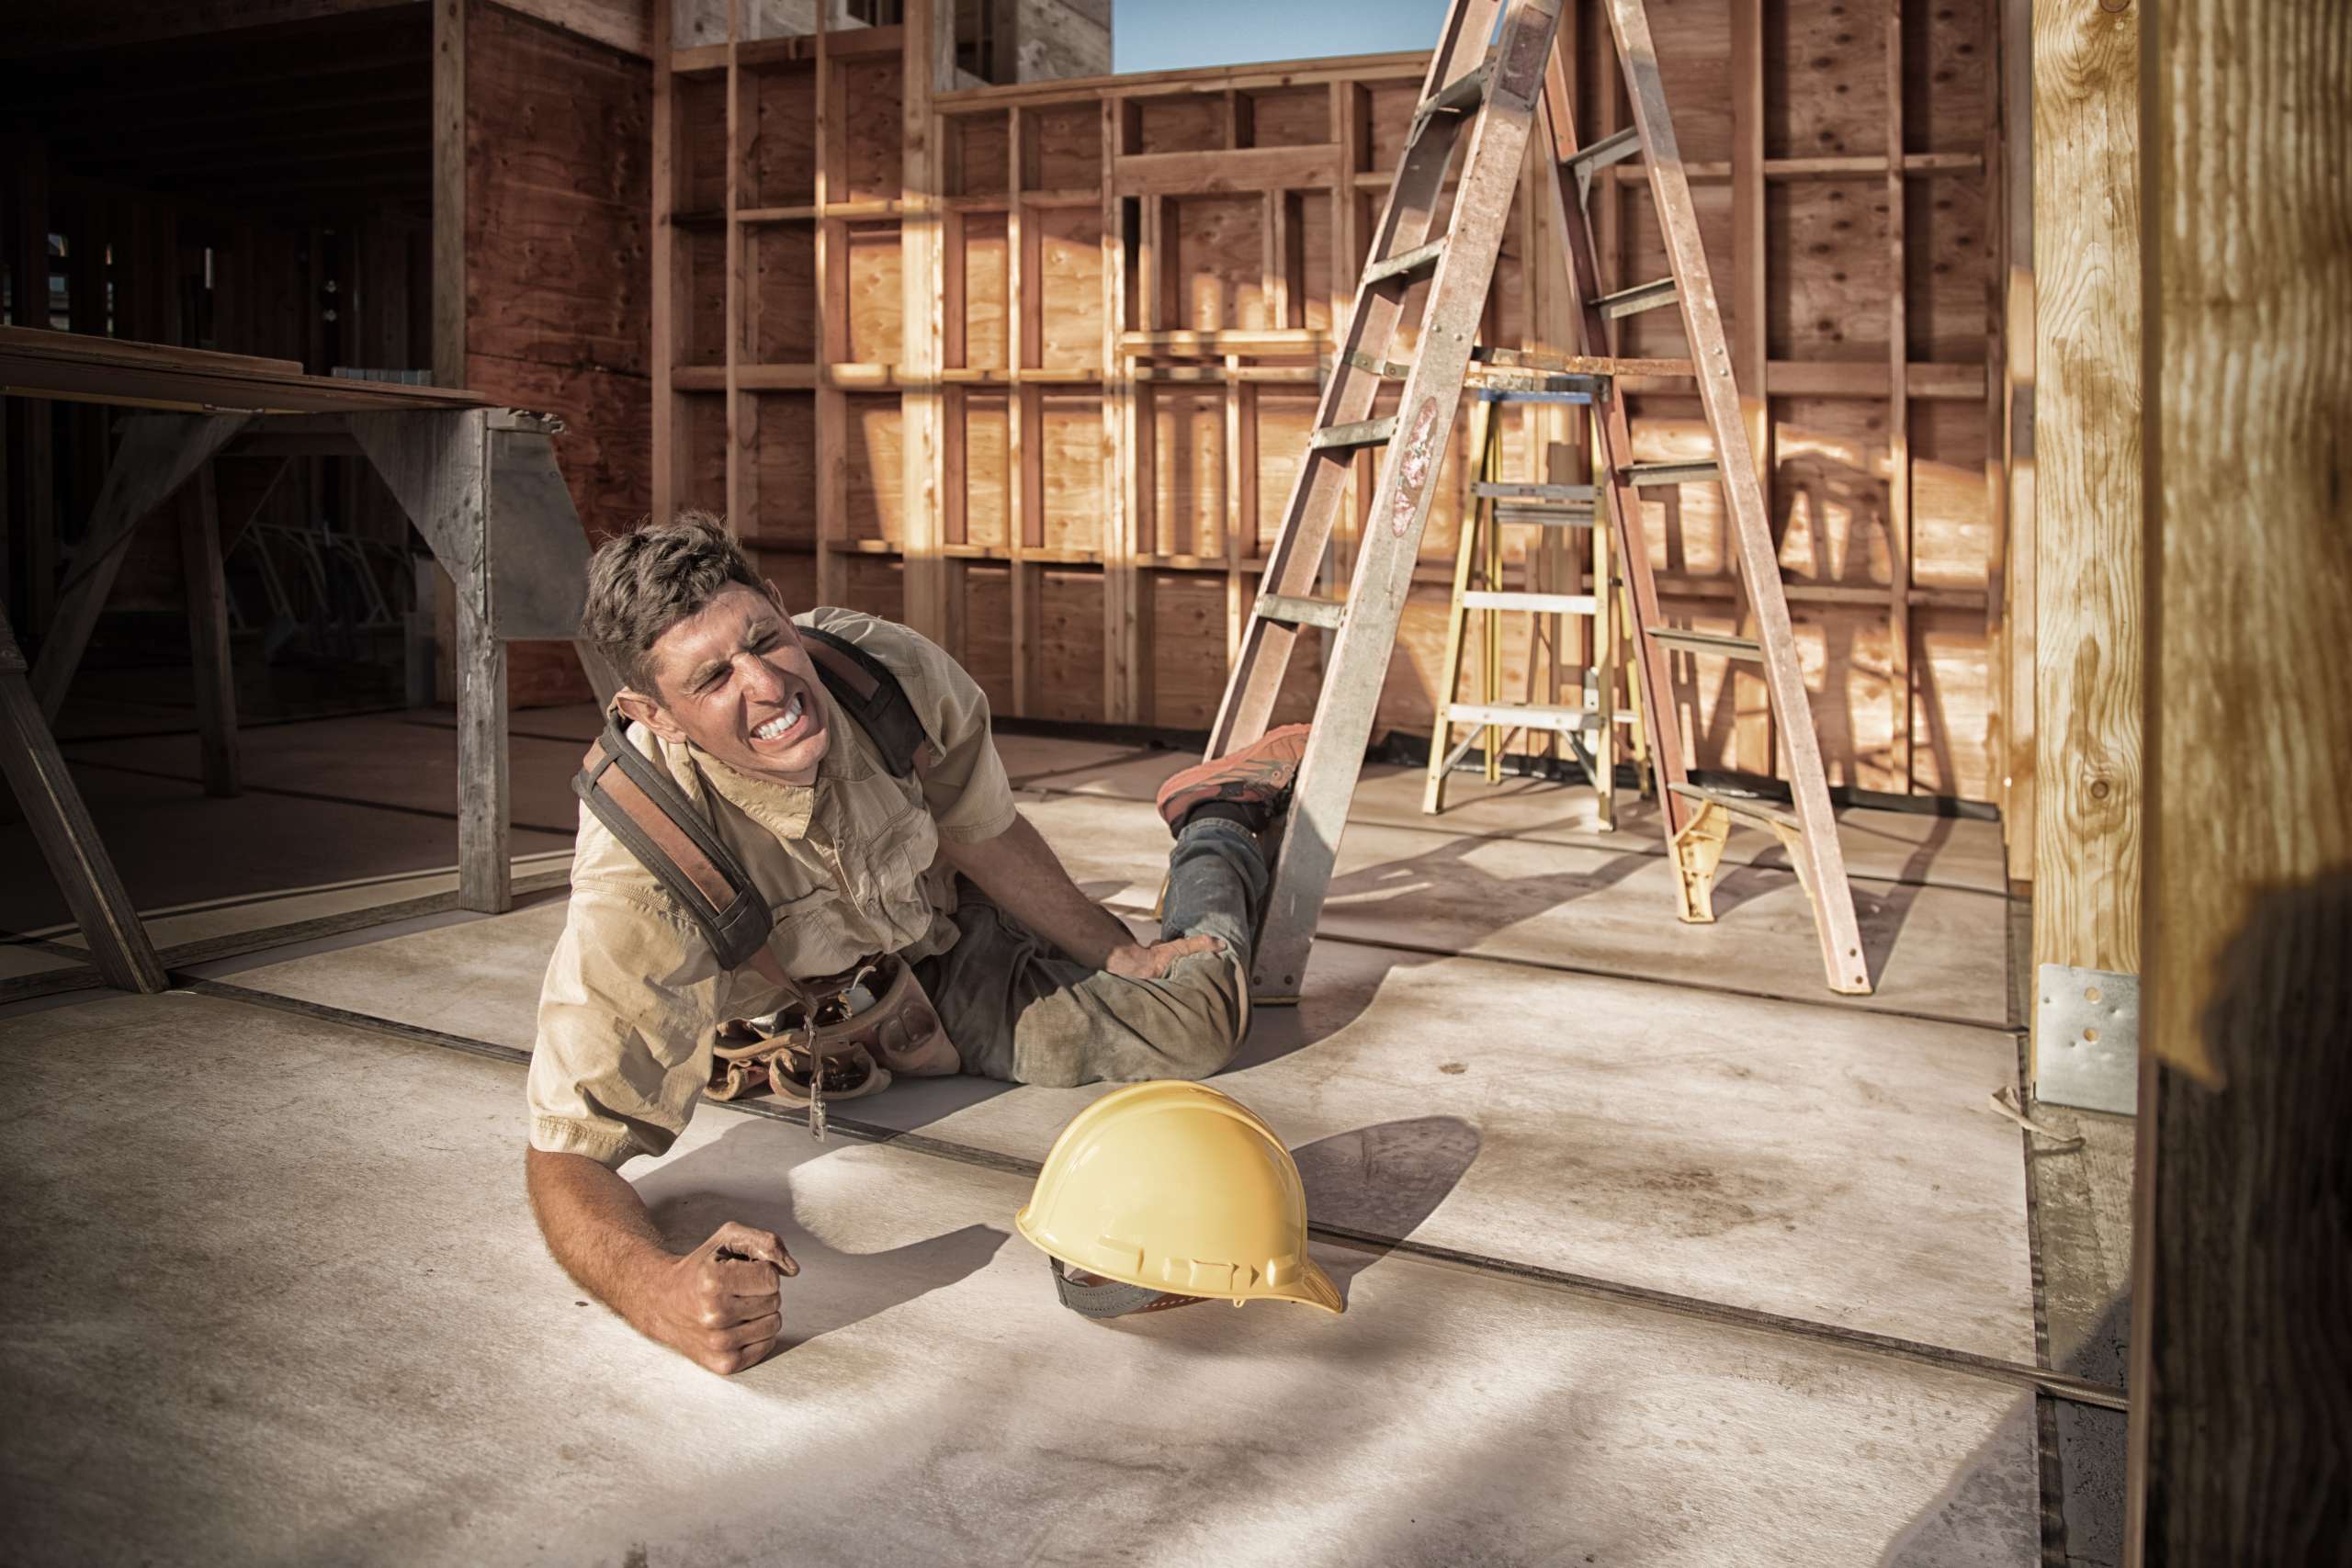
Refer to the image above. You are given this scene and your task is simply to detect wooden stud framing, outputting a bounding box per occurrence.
[642,4,2012,798]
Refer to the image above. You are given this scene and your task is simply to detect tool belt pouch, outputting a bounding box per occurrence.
[707,953,960,1106]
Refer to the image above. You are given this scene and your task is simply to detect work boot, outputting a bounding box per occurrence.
[1154,724,1310,834]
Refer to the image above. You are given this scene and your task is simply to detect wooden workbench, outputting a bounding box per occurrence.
[2,326,615,991]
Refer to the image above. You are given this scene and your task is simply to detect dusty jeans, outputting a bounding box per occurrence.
[910,816,1267,1087]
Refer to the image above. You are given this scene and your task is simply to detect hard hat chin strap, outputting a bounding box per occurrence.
[1049,1259,1209,1320]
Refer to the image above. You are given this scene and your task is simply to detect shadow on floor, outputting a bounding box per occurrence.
[633,1122,1012,1354]
[1295,1116,1483,1306]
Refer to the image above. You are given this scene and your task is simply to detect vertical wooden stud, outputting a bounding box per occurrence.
[177,462,239,798]
[1885,0,1914,791]
[1730,0,1773,780]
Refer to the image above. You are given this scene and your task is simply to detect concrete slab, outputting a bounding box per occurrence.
[1019,792,2012,1025]
[0,990,2037,1567]
[230,898,2033,1360]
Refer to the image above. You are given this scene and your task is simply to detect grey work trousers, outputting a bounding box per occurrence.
[910,816,1267,1087]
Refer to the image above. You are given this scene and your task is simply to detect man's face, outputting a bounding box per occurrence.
[620,582,832,784]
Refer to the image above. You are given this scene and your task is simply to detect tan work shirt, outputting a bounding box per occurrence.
[526,607,1019,1167]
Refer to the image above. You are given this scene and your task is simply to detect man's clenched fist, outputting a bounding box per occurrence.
[629,1221,798,1375]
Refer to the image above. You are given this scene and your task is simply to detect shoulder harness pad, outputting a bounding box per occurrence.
[571,614,938,972]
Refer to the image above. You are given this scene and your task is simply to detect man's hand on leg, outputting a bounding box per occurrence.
[1104,931,1224,980]
[526,1146,799,1376]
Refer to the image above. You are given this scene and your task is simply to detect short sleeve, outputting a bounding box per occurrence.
[526,882,729,1168]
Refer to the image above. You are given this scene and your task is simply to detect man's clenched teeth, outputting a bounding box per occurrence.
[752,690,805,741]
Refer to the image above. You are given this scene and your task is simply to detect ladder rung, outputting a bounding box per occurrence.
[1442,702,1597,735]
[1460,591,1598,615]
[1467,367,1610,401]
[1597,278,1679,319]
[1363,239,1447,287]
[1623,460,1721,487]
[1472,481,1599,503]
[1564,126,1642,173]
[1647,627,1764,660]
[1493,503,1595,529]
[1309,416,1397,451]
[1670,781,1803,834]
[1414,63,1491,120]
[1255,592,1348,630]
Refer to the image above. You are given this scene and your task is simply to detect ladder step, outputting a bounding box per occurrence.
[1597,277,1679,319]
[1254,592,1348,630]
[1460,591,1598,615]
[1623,459,1721,487]
[1472,481,1599,503]
[1362,238,1448,288]
[1564,126,1642,174]
[1493,503,1595,528]
[1647,627,1764,660]
[1442,702,1598,735]
[1464,366,1611,400]
[1670,781,1804,835]
[1343,349,1412,380]
[1309,416,1398,451]
[1414,62,1491,121]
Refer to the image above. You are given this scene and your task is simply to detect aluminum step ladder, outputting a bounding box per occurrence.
[1201,0,1872,1000]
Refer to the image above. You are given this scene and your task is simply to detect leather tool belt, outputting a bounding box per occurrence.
[709,951,959,1138]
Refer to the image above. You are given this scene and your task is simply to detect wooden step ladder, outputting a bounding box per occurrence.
[1203,0,1872,1001]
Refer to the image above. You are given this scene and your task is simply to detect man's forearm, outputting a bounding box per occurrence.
[525,1145,670,1318]
[940,812,1136,966]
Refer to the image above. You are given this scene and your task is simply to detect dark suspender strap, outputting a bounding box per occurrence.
[571,715,773,973]
[1049,1258,1206,1320]
[799,621,941,779]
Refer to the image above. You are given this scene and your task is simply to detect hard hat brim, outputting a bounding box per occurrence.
[1015,1204,1348,1315]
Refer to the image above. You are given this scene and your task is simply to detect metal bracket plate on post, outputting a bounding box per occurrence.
[2034,964,2140,1115]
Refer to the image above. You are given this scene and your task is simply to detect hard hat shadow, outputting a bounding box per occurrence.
[634,1122,1012,1357]
[1291,1115,1482,1307]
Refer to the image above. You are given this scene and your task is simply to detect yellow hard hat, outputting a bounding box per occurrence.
[1015,1080,1343,1316]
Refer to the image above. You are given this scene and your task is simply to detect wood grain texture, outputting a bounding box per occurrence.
[2136,0,2352,1548]
[463,0,652,708]
[2030,0,2141,984]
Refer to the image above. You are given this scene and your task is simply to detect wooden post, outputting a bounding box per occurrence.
[1729,0,1772,782]
[2130,0,2352,1556]
[2030,0,2141,1090]
[10,138,55,639]
[431,0,466,390]
[350,409,507,913]
[1999,0,2037,889]
[177,462,240,798]
[650,0,683,520]
[0,606,167,994]
[901,0,954,644]
[1883,0,1912,792]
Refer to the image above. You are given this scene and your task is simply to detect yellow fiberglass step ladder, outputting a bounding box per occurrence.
[1200,0,1874,1001]
[1419,377,1641,829]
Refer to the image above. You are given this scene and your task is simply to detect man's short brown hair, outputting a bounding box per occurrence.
[582,512,766,697]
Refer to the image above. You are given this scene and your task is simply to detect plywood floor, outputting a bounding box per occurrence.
[1,720,2052,1563]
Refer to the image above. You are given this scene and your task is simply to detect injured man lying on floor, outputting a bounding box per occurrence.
[524,512,1308,1373]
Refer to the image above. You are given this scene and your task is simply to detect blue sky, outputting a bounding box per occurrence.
[1114,0,1449,73]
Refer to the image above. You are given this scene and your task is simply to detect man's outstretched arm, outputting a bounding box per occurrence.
[525,1146,797,1375]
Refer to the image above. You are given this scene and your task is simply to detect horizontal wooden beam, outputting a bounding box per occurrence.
[1114,144,1341,197]
[936,49,1430,112]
